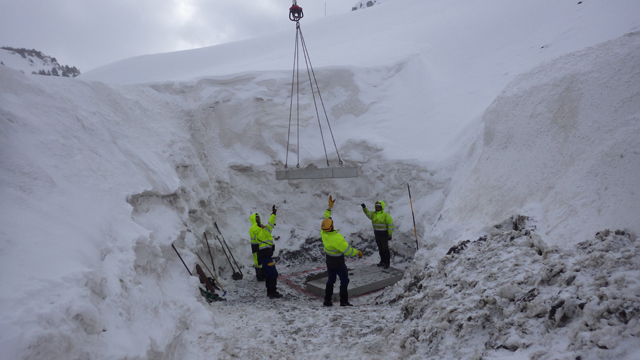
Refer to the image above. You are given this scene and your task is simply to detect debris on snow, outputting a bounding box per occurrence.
[390,218,639,359]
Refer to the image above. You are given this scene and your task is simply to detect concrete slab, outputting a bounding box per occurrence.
[275,166,358,180]
[305,265,404,301]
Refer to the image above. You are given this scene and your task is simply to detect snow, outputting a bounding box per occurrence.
[0,48,55,75]
[1,0,639,359]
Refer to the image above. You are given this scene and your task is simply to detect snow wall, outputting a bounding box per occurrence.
[428,31,640,256]
[0,32,639,359]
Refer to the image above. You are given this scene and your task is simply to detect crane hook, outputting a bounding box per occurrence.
[289,0,304,21]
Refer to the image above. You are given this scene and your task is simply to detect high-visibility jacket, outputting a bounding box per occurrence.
[363,200,394,237]
[322,209,359,268]
[249,214,261,267]
[249,212,276,258]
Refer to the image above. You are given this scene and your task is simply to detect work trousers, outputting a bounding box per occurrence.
[374,230,391,265]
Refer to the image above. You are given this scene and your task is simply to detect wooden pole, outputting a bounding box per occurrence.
[408,183,419,250]
[172,244,192,276]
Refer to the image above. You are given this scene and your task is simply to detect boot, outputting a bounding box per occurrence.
[383,250,391,269]
[267,278,283,299]
[339,284,352,306]
[323,284,334,306]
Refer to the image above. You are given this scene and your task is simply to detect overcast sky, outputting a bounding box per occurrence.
[0,0,359,72]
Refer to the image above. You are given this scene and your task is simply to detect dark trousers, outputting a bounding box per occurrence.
[374,231,391,265]
[259,256,279,295]
[325,264,350,304]
[326,263,349,286]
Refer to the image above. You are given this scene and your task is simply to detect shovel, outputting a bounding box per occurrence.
[214,222,243,280]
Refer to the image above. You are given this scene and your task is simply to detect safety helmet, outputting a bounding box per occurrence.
[321,218,334,231]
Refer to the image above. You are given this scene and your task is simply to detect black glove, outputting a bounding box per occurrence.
[360,203,366,209]
[272,205,277,215]
[388,235,392,241]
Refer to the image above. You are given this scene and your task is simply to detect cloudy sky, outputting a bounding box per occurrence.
[0,0,359,72]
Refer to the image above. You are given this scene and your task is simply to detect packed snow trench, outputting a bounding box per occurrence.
[1,27,640,360]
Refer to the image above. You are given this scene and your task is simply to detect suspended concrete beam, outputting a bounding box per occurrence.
[305,265,404,302]
[275,166,358,180]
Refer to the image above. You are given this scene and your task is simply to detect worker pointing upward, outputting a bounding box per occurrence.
[361,200,394,268]
[249,205,282,298]
[321,195,363,307]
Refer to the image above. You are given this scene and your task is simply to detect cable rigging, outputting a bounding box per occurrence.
[276,1,358,180]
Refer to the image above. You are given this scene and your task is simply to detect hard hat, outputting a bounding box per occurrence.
[321,218,333,231]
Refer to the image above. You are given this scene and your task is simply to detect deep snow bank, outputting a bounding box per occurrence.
[429,31,640,251]
[0,66,222,359]
[0,62,435,359]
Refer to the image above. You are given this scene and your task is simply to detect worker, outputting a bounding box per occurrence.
[249,213,265,282]
[361,200,394,269]
[249,205,282,298]
[321,195,363,306]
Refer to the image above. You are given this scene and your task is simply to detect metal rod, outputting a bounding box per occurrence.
[215,222,242,271]
[408,183,419,250]
[172,244,192,276]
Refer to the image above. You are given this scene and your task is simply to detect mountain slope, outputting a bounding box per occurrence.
[0,47,80,77]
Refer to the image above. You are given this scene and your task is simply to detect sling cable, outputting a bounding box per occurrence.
[276,1,358,180]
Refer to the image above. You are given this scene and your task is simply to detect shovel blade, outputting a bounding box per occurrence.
[232,272,244,280]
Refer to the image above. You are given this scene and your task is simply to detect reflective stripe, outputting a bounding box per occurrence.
[325,245,357,257]
[343,245,356,256]
[372,222,394,231]
[325,252,344,257]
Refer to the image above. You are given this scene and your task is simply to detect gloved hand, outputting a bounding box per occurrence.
[272,205,277,215]
[388,235,392,241]
[328,195,336,208]
[357,250,363,259]
[360,203,366,209]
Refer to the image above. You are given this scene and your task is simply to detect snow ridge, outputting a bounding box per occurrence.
[395,221,639,359]
[0,47,80,77]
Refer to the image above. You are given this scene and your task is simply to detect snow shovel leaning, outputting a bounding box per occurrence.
[195,251,225,294]
[214,222,243,280]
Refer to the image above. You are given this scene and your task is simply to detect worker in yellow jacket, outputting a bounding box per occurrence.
[249,205,282,298]
[361,200,394,268]
[249,214,265,282]
[321,195,363,306]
